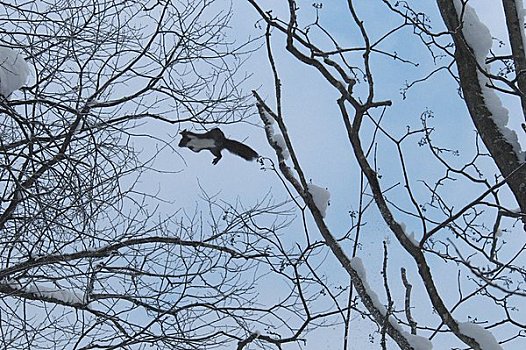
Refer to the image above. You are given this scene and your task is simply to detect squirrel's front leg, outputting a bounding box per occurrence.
[210,148,222,165]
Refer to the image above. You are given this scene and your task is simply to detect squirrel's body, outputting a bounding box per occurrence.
[179,128,258,165]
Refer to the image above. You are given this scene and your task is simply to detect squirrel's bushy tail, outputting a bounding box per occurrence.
[224,139,258,161]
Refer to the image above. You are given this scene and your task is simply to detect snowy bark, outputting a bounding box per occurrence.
[438,0,526,224]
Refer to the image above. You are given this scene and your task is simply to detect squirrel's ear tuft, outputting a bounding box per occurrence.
[180,129,187,134]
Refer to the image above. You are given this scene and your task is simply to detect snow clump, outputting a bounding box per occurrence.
[0,47,29,98]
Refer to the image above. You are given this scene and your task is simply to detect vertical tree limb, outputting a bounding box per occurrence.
[437,0,526,224]
[502,0,526,122]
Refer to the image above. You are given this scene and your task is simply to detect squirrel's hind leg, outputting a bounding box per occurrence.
[210,148,222,165]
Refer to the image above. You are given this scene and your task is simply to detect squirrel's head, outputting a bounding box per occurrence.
[178,129,190,147]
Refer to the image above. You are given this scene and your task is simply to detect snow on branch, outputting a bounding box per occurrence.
[0,47,29,98]
[457,321,503,350]
[2,279,86,306]
[254,92,305,197]
[257,101,290,160]
[307,183,330,218]
[398,221,420,246]
[453,0,525,162]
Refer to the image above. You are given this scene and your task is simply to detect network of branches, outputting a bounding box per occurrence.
[1,0,526,350]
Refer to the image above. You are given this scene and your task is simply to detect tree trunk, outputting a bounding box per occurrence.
[437,0,526,225]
